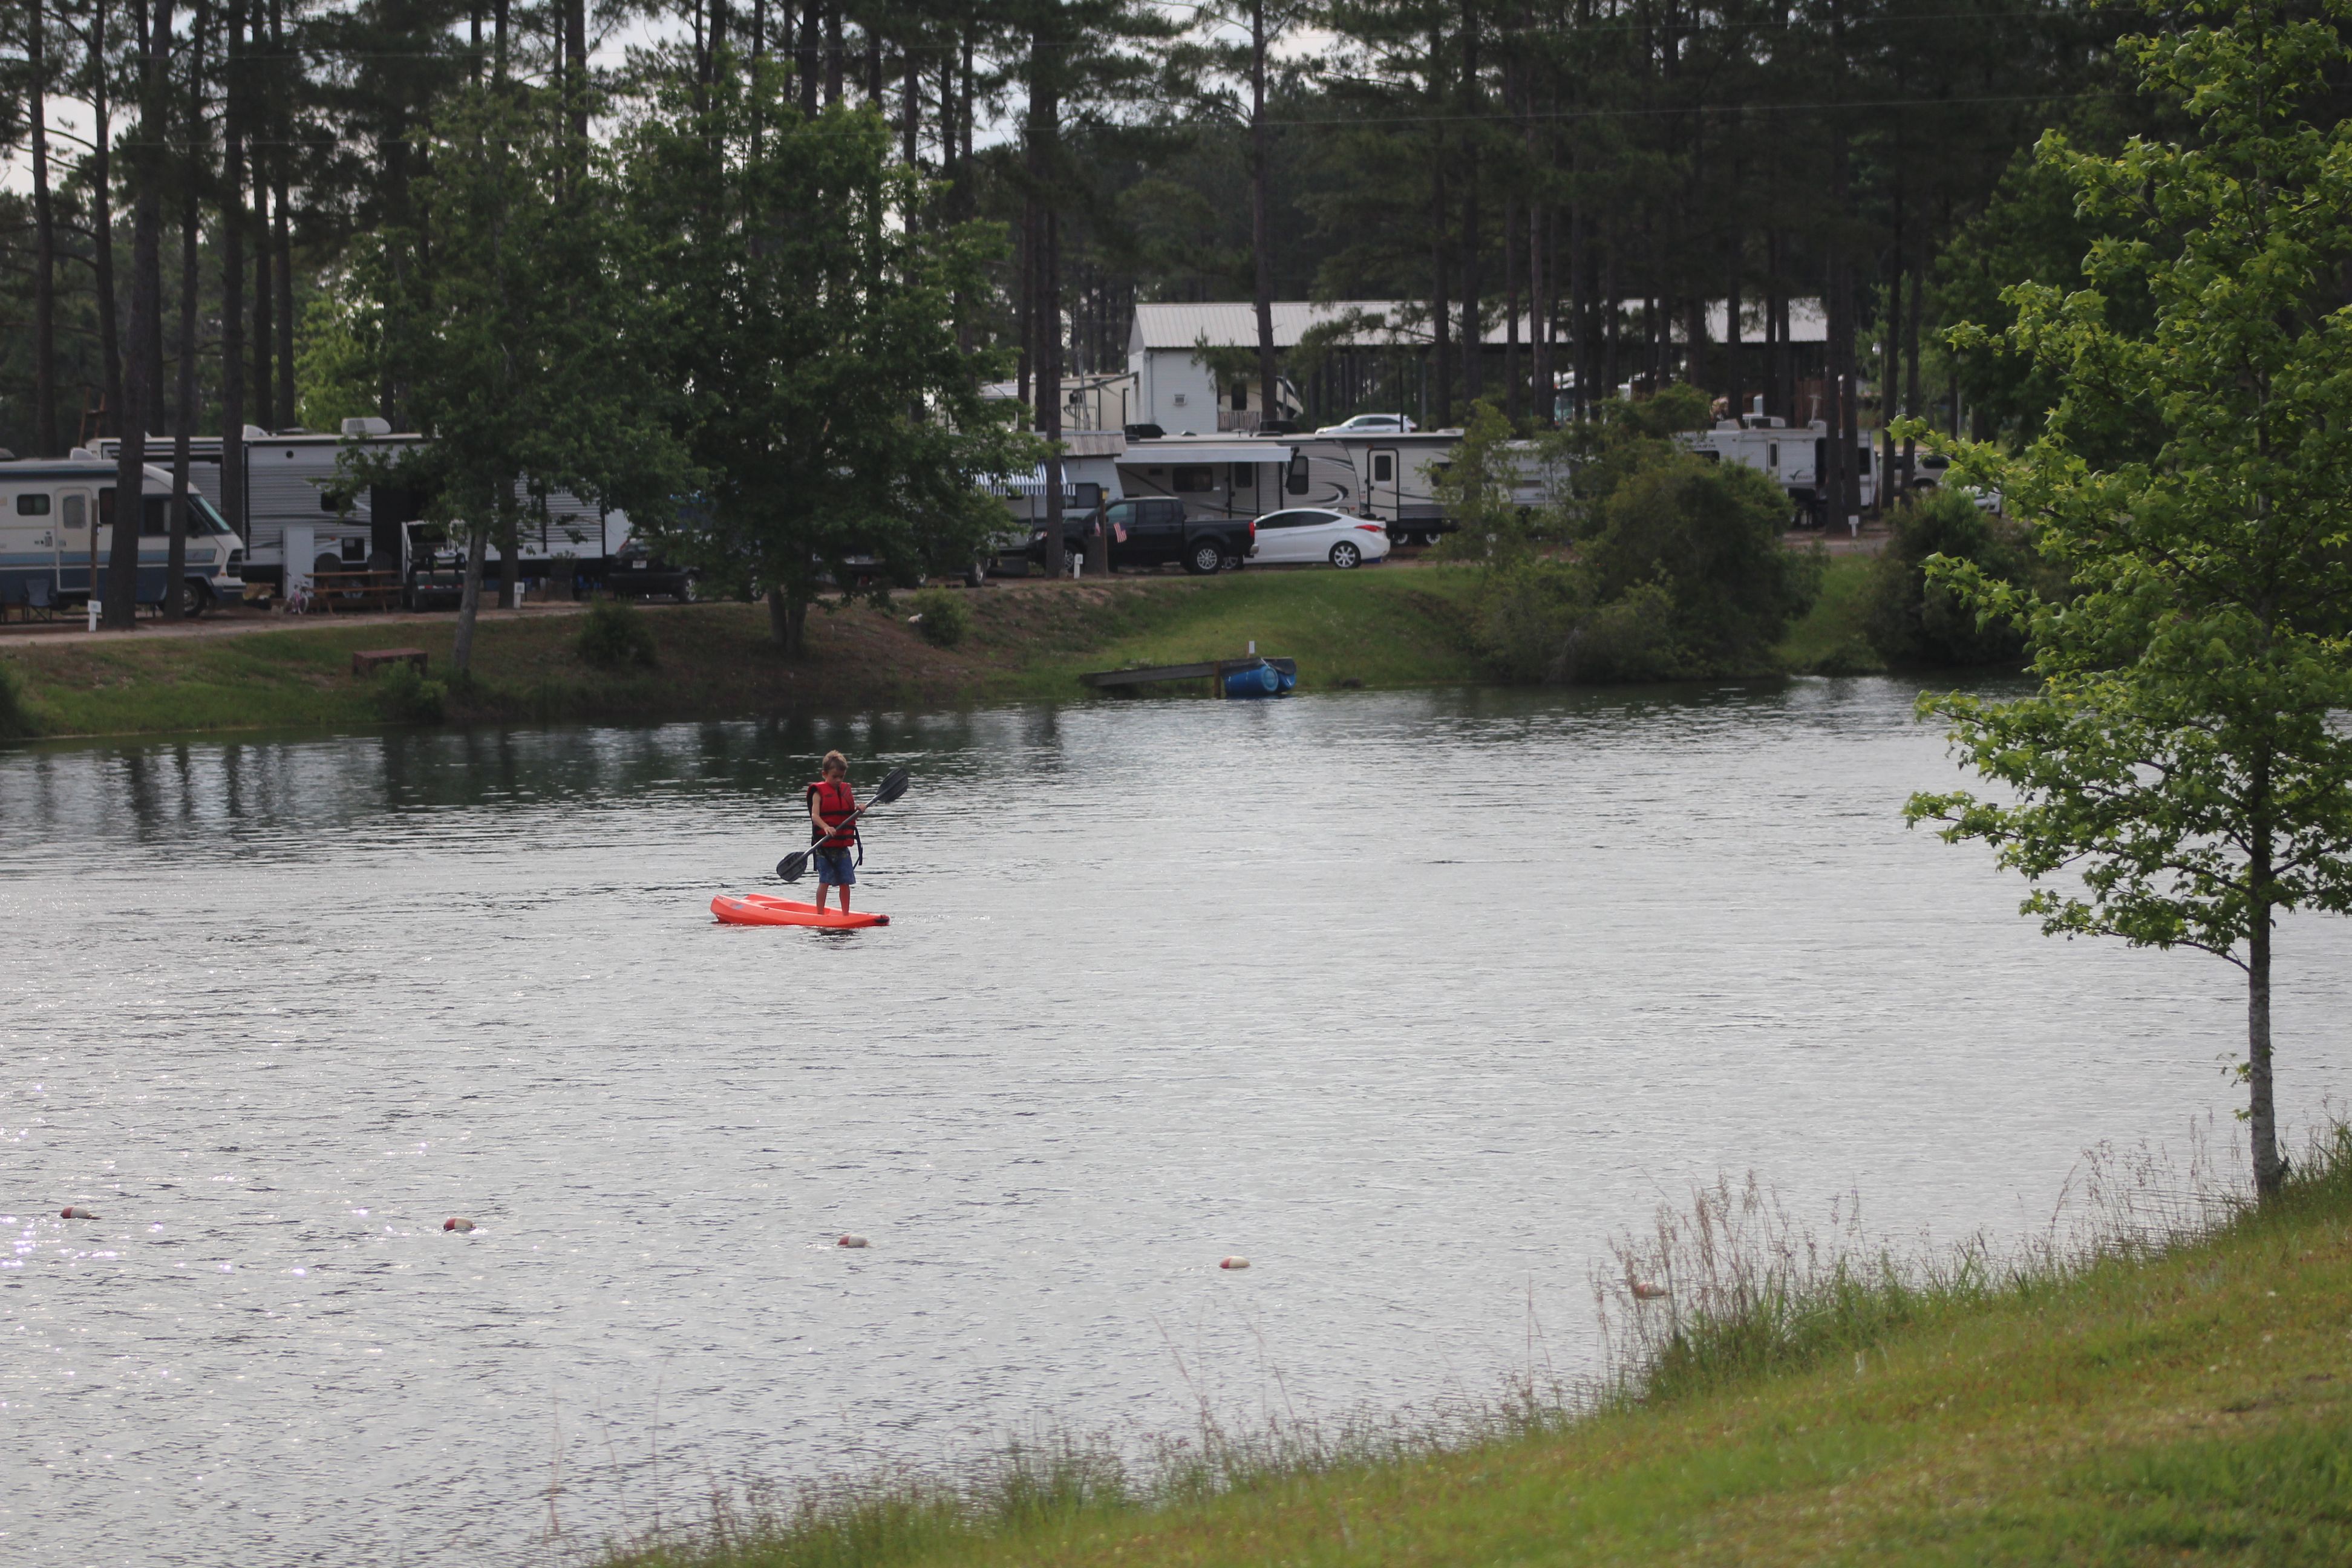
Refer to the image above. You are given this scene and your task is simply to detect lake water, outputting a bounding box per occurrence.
[5,681,2348,1566]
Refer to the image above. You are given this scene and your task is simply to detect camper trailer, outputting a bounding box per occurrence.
[0,457,247,613]
[97,422,633,594]
[1683,418,1877,523]
[1287,431,1468,544]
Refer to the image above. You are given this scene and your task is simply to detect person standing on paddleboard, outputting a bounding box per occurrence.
[806,751,860,914]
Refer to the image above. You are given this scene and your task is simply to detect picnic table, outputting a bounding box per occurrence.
[302,567,404,612]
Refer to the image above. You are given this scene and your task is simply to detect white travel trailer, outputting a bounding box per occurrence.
[1290,430,1469,544]
[1114,435,1302,525]
[1683,418,1877,522]
[0,457,247,613]
[99,421,633,593]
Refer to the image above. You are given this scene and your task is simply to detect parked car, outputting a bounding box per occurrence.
[1031,498,1256,575]
[1315,413,1418,435]
[1249,508,1390,569]
[607,541,695,601]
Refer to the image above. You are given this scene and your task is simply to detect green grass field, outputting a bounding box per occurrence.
[599,1138,2352,1568]
[0,566,1489,740]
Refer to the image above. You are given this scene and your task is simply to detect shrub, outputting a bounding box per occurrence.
[1863,487,2048,668]
[370,661,448,725]
[909,585,970,648]
[0,658,36,740]
[577,597,658,669]
[1464,444,1817,684]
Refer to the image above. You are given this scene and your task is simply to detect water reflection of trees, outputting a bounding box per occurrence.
[0,711,1051,858]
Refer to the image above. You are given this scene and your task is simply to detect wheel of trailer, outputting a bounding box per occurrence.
[1224,555,1246,571]
[1329,541,1362,570]
[1186,541,1224,575]
[183,580,214,618]
[965,559,987,588]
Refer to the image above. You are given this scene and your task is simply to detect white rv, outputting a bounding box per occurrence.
[0,457,247,613]
[99,422,632,594]
[1683,418,1877,521]
[1114,434,1304,526]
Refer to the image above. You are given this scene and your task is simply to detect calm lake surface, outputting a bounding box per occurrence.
[5,680,2348,1566]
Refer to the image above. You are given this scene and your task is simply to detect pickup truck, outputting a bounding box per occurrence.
[1029,498,1256,575]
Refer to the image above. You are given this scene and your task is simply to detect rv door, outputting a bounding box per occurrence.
[1367,447,1400,518]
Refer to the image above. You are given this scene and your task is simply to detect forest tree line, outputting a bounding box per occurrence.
[0,0,2190,626]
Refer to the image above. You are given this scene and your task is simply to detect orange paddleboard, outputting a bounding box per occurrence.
[711,893,890,929]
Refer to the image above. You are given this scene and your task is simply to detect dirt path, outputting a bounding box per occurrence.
[0,601,593,647]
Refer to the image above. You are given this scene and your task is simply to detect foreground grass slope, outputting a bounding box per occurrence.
[610,1148,2352,1568]
[0,567,1481,740]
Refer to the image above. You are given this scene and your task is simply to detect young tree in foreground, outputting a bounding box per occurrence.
[1907,0,2352,1200]
[619,69,1034,655]
[366,86,680,676]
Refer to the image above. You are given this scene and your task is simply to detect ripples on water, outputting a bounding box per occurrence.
[3,681,2347,1565]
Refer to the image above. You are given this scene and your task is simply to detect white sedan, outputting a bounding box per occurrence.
[1315,413,1417,434]
[1250,508,1391,569]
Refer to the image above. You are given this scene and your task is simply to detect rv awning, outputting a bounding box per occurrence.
[1123,443,1293,465]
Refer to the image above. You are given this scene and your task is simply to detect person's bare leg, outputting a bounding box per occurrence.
[838,882,852,915]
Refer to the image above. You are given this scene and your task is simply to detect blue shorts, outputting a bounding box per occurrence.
[813,847,856,886]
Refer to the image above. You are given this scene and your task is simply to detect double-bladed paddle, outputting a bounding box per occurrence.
[776,765,912,882]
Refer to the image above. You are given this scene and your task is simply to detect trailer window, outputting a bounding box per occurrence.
[1287,456,1309,495]
[60,494,85,530]
[1372,454,1394,483]
[1768,443,1779,469]
[1171,466,1216,493]
[1231,463,1256,489]
[15,493,50,516]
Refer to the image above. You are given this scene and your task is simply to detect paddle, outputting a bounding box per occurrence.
[776,766,912,882]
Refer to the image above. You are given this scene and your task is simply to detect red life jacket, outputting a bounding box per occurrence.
[808,777,858,849]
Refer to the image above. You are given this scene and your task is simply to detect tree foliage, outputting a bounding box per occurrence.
[1906,0,2352,1198]
[615,70,1037,653]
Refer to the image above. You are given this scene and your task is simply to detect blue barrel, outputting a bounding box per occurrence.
[1273,664,1298,693]
[1223,661,1282,698]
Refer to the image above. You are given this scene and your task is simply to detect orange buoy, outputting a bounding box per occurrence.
[838,1233,869,1249]
[443,1218,477,1233]
[1219,1256,1250,1270]
[60,1206,100,1220]
[1629,1279,1668,1301]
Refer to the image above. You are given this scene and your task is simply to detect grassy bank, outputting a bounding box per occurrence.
[1774,553,1886,675]
[603,1134,2352,1568]
[0,566,1481,740]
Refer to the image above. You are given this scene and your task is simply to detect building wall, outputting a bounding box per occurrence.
[1128,350,1221,434]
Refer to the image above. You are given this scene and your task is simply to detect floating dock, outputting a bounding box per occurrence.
[1080,656,1298,693]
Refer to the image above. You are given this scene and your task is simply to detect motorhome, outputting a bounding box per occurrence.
[1683,418,1877,523]
[0,457,247,613]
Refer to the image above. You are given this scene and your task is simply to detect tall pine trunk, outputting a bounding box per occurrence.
[221,0,246,545]
[1249,0,1276,428]
[269,0,293,431]
[30,0,59,456]
[91,1,125,442]
[106,0,171,629]
[1029,20,1063,576]
[166,0,209,620]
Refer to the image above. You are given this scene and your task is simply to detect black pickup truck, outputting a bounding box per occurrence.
[1030,498,1257,575]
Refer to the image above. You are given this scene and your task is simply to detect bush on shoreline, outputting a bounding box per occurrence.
[578,598,660,670]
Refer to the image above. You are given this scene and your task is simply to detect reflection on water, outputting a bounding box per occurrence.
[3,682,2346,1566]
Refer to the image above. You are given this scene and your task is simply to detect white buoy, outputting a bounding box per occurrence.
[60,1206,100,1220]
[443,1218,477,1233]
[1219,1256,1250,1270]
[838,1233,869,1249]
